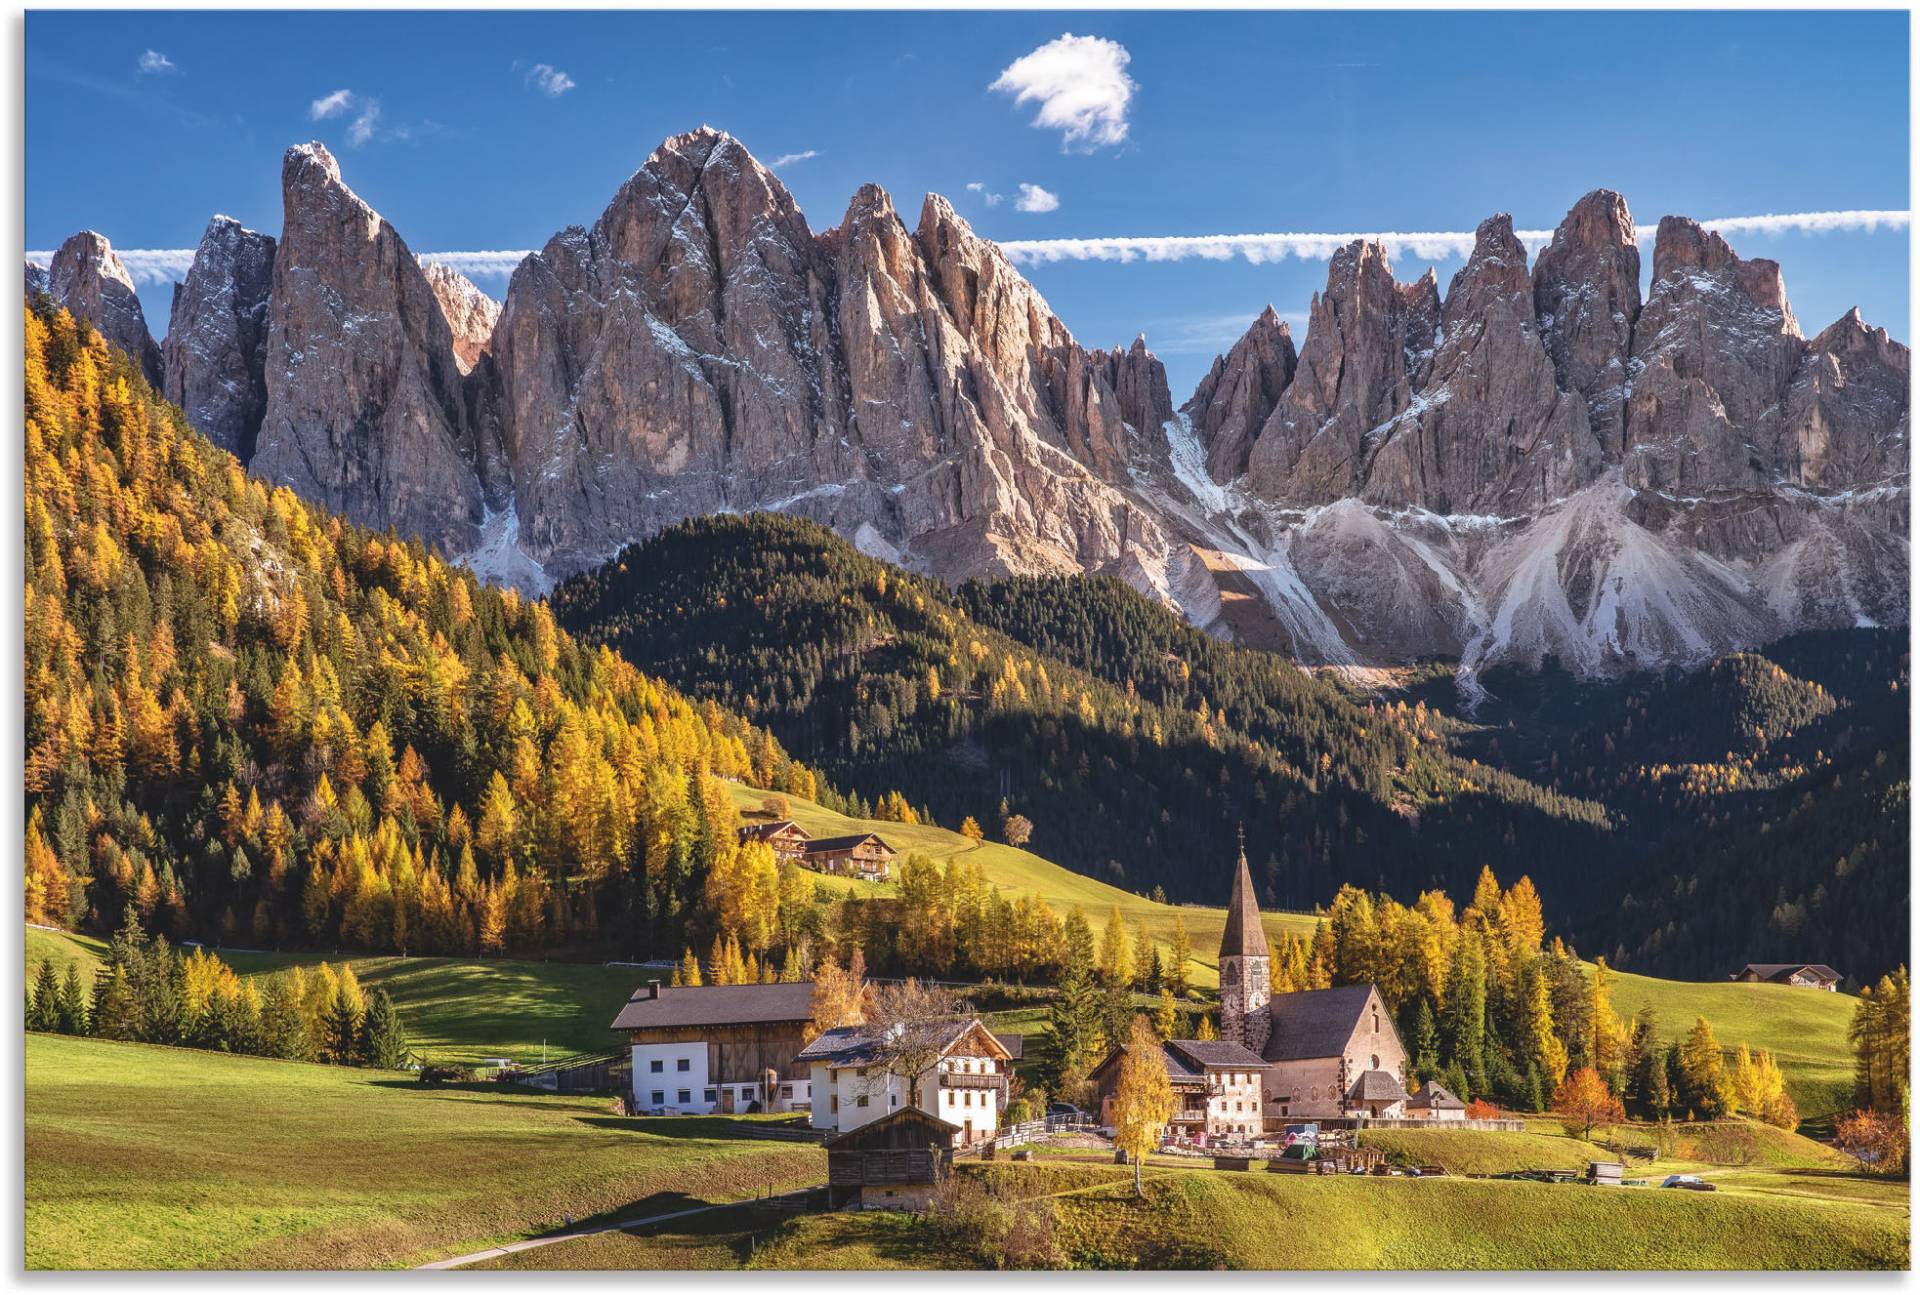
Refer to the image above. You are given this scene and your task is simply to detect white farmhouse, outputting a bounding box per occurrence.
[609,980,815,1116]
[798,1017,1013,1147]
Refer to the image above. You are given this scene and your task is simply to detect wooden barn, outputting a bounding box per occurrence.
[825,1106,959,1210]
[611,980,816,1115]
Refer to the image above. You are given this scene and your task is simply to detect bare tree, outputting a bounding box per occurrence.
[861,979,973,1110]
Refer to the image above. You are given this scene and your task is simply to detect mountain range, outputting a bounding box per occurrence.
[28,127,1909,682]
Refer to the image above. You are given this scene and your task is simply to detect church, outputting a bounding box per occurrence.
[1218,845,1413,1124]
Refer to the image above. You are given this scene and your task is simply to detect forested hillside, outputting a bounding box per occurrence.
[553,515,1612,912]
[23,302,820,962]
[556,518,1907,980]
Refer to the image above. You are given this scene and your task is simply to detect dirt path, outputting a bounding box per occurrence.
[413,1188,822,1270]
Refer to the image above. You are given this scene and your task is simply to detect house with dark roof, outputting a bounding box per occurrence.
[738,819,812,864]
[1217,848,1412,1123]
[610,979,817,1116]
[797,1017,1011,1146]
[803,832,897,881]
[1733,963,1842,991]
[1088,1037,1268,1141]
[824,1107,959,1211]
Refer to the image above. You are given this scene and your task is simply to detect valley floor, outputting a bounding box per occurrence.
[25,1032,1904,1272]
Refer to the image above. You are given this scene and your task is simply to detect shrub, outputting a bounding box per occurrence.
[1835,1109,1909,1176]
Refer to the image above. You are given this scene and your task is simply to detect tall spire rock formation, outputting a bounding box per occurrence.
[1182,305,1296,482]
[1532,189,1640,456]
[251,143,487,556]
[163,216,277,459]
[47,231,164,386]
[1363,214,1601,514]
[1244,240,1435,503]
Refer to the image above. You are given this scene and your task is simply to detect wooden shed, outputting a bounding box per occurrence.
[824,1106,959,1210]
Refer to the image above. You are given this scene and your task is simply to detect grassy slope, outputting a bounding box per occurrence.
[21,919,1862,1116]
[727,783,1318,987]
[26,927,638,1066]
[24,1033,824,1270]
[481,1159,1907,1270]
[1609,969,1856,1123]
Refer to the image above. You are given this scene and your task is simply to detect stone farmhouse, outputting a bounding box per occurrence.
[1218,846,1414,1126]
[1089,1037,1268,1140]
[1733,962,1842,991]
[798,1017,1012,1147]
[610,980,816,1115]
[734,821,898,881]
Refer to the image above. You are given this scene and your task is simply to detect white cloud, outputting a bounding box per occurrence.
[45,209,1904,291]
[309,89,355,120]
[966,182,1004,208]
[990,33,1135,152]
[525,63,575,96]
[1014,183,1060,214]
[996,210,1914,265]
[347,99,381,147]
[770,149,819,170]
[418,251,534,279]
[24,248,196,286]
[137,50,176,75]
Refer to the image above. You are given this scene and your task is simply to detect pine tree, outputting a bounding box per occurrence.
[1678,1016,1731,1119]
[27,960,60,1032]
[360,990,410,1069]
[261,974,306,1060]
[324,988,362,1065]
[91,964,141,1040]
[56,964,88,1035]
[1168,914,1192,998]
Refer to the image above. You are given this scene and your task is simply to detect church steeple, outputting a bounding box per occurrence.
[1218,827,1272,1054]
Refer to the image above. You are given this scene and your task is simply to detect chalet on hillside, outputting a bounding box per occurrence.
[738,819,811,864]
[1089,1038,1267,1141]
[1733,963,1842,991]
[610,980,816,1115]
[825,1107,958,1210]
[803,833,897,882]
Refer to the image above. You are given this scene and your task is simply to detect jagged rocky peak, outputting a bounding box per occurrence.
[1532,189,1640,456]
[24,258,50,299]
[1184,305,1297,483]
[252,140,485,556]
[1624,215,1808,493]
[163,215,277,459]
[1775,306,1911,491]
[1093,333,1175,439]
[1364,213,1600,514]
[47,230,164,385]
[1244,238,1435,503]
[419,261,501,374]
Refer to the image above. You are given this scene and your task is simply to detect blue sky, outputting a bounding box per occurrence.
[26,9,1911,395]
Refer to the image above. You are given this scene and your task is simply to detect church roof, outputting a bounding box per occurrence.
[1260,984,1383,1062]
[1219,844,1267,961]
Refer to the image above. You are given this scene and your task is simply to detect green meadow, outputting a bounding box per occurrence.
[24,1033,823,1270]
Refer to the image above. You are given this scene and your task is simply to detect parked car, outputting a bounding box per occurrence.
[1046,1102,1087,1121]
[1662,1174,1716,1192]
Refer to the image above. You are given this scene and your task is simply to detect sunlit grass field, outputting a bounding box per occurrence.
[24,1033,824,1270]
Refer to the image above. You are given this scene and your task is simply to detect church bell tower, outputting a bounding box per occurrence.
[1218,829,1271,1054]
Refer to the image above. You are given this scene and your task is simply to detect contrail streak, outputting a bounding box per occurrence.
[27,209,1907,284]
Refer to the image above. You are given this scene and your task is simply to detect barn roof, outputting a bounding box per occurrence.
[610,980,817,1031]
[823,1105,961,1150]
[1261,984,1381,1062]
[1738,963,1841,983]
[806,833,897,855]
